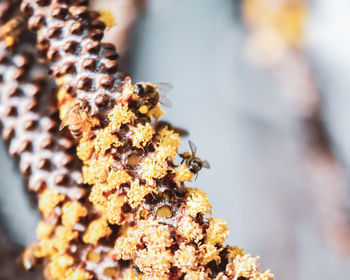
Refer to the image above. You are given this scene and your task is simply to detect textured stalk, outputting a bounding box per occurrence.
[0,2,134,279]
[91,0,147,58]
[21,0,274,279]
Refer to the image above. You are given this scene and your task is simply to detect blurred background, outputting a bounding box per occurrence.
[1,0,350,279]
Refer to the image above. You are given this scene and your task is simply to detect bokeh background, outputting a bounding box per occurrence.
[1,0,350,279]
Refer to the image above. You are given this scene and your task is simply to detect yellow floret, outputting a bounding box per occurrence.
[83,217,112,245]
[135,248,172,278]
[184,270,208,280]
[178,216,203,243]
[122,81,134,99]
[123,268,141,280]
[199,244,222,265]
[127,179,157,208]
[143,223,172,250]
[114,227,139,260]
[254,270,275,280]
[226,245,244,260]
[61,201,88,228]
[94,125,121,155]
[48,253,93,280]
[186,188,212,218]
[105,194,126,224]
[89,182,109,205]
[38,189,65,217]
[228,254,261,279]
[156,127,181,160]
[99,10,116,29]
[174,244,198,273]
[214,272,229,280]
[131,123,154,148]
[175,164,194,182]
[206,218,229,246]
[142,274,169,280]
[108,104,135,131]
[56,74,72,89]
[34,238,55,258]
[107,169,131,191]
[77,139,94,161]
[141,155,168,185]
[53,226,78,252]
[48,253,74,280]
[36,221,55,239]
[83,155,114,184]
[65,268,93,280]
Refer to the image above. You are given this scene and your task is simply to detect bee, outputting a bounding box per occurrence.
[180,140,210,178]
[133,82,172,114]
[59,100,90,138]
[0,18,24,40]
[155,121,189,137]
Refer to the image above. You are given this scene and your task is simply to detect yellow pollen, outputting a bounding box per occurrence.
[139,105,149,114]
[5,36,15,46]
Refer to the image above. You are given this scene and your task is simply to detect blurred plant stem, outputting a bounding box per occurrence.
[242,0,350,256]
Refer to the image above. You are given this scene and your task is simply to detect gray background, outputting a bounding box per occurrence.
[1,0,350,279]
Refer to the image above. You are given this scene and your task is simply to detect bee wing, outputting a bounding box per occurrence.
[159,96,172,107]
[156,83,173,107]
[202,160,211,169]
[156,83,173,95]
[174,127,189,137]
[59,112,70,131]
[188,140,197,155]
[59,101,82,131]
[157,121,188,137]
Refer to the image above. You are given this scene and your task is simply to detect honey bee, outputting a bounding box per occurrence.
[155,121,189,137]
[0,18,24,40]
[133,82,172,114]
[180,141,210,177]
[59,100,90,138]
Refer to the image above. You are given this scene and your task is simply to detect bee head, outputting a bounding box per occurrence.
[188,158,202,174]
[133,83,145,97]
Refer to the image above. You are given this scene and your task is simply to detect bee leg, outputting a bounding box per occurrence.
[195,173,199,181]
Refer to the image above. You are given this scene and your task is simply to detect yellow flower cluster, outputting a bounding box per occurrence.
[131,123,154,148]
[68,81,274,279]
[48,253,92,280]
[61,201,88,228]
[186,188,212,217]
[206,218,229,245]
[127,179,157,208]
[38,189,65,218]
[83,217,112,245]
